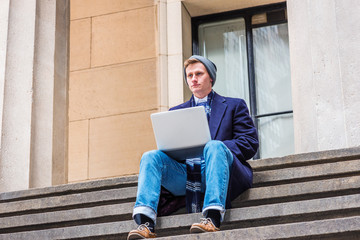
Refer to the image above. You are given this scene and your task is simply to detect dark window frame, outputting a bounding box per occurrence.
[191,2,291,159]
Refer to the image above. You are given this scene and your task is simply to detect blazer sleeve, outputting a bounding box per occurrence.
[222,99,259,161]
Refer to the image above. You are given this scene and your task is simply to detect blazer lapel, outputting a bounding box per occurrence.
[209,93,227,139]
[174,96,193,109]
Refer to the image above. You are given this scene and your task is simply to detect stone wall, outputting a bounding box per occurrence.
[68,0,158,182]
[287,0,360,153]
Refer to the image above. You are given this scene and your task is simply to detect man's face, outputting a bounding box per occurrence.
[186,62,213,98]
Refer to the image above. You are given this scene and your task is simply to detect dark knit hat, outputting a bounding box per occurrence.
[184,55,217,86]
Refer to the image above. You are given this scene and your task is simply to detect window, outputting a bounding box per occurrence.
[192,3,293,159]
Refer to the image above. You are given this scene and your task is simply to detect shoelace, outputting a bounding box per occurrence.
[137,222,150,231]
[199,218,214,225]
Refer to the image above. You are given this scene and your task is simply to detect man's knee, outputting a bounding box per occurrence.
[141,150,163,166]
[142,150,159,159]
[204,140,226,152]
[204,140,233,166]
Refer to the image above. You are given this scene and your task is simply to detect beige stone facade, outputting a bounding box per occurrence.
[68,0,158,182]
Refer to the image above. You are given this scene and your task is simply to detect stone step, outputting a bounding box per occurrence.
[160,216,360,240]
[0,202,134,230]
[2,147,359,204]
[155,194,360,238]
[0,187,137,217]
[1,194,359,239]
[1,147,360,239]
[252,158,360,187]
[0,175,138,203]
[1,174,358,219]
[235,175,360,207]
[1,173,359,219]
[1,157,359,216]
[1,174,359,234]
[250,146,360,171]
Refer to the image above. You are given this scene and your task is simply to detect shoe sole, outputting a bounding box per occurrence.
[190,226,220,234]
[190,226,207,234]
[127,233,147,240]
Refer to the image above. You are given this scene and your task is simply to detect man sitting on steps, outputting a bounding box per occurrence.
[127,55,259,239]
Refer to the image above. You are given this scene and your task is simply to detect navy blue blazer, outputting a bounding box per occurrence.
[170,92,259,207]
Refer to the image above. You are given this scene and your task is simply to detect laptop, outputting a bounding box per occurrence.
[150,106,211,160]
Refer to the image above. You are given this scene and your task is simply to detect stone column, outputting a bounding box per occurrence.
[0,0,69,192]
[166,0,193,107]
[287,0,360,153]
[0,0,10,150]
[167,0,186,108]
[158,0,169,111]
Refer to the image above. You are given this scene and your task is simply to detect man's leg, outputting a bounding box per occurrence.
[190,140,233,233]
[128,150,187,239]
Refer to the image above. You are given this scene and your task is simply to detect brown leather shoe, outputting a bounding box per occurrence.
[190,218,220,233]
[127,223,157,239]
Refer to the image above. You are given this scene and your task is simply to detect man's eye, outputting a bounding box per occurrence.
[196,73,202,76]
[188,74,192,78]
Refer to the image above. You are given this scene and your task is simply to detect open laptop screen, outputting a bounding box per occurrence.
[150,106,211,160]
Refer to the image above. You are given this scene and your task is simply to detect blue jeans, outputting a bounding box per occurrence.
[133,140,233,224]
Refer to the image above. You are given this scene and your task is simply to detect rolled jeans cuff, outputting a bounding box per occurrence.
[202,205,226,222]
[133,206,157,225]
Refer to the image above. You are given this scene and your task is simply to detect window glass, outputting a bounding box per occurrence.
[198,18,250,106]
[253,23,292,115]
[253,23,294,157]
[258,113,294,158]
[195,7,294,159]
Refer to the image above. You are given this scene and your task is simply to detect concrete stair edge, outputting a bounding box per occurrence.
[252,158,360,185]
[2,193,359,231]
[159,216,360,240]
[1,175,359,216]
[250,145,360,170]
[1,194,360,239]
[0,175,138,203]
[0,147,360,239]
[2,146,360,203]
